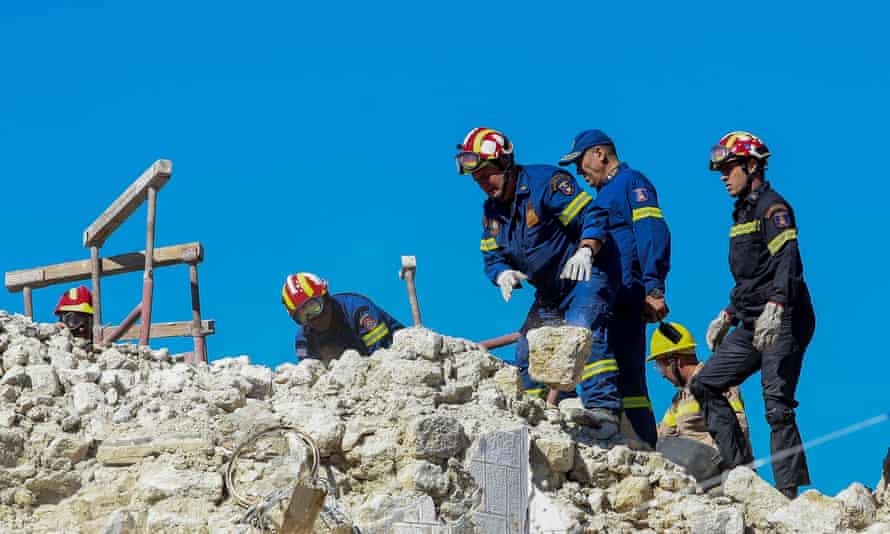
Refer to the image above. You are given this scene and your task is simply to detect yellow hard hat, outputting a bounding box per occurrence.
[647,322,697,361]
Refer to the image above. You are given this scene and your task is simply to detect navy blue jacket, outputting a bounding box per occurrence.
[586,162,671,295]
[294,293,404,362]
[481,164,616,300]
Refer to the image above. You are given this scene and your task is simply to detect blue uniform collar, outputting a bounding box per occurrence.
[598,162,629,191]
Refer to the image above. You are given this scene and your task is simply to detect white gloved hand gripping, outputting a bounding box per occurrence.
[753,301,784,352]
[560,246,593,282]
[706,309,733,351]
[496,270,529,303]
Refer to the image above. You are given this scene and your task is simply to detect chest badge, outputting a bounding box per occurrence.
[526,202,539,228]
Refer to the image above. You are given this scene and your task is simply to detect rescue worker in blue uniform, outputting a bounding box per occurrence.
[456,127,624,440]
[691,132,815,499]
[559,129,671,448]
[281,272,405,363]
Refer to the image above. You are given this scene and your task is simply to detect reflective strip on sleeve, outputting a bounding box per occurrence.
[730,399,745,412]
[581,358,619,381]
[480,238,498,251]
[768,229,798,255]
[525,387,546,399]
[675,399,702,417]
[631,206,664,223]
[362,323,390,347]
[662,410,677,428]
[730,220,761,237]
[623,396,653,410]
[558,192,592,225]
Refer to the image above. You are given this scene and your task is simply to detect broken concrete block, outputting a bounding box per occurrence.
[407,416,468,461]
[527,326,592,391]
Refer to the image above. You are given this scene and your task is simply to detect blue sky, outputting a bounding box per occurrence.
[1,1,887,495]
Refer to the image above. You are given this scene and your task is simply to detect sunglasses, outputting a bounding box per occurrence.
[291,297,325,325]
[455,151,494,175]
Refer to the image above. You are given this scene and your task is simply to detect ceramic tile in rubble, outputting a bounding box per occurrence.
[0,311,887,533]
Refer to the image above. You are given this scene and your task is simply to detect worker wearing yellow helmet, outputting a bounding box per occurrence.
[649,322,752,484]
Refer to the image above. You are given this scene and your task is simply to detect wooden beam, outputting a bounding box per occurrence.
[83,159,173,247]
[5,242,204,293]
[102,319,215,342]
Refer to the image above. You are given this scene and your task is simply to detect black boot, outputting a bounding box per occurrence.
[779,486,798,499]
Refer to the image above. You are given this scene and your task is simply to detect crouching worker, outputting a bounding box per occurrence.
[281,272,405,363]
[54,286,95,342]
[649,322,752,484]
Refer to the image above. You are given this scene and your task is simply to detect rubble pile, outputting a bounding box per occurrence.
[0,310,887,533]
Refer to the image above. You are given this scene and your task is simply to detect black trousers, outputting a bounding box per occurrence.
[690,306,815,490]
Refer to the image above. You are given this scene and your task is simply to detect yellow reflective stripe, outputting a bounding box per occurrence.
[631,207,664,223]
[730,399,745,412]
[525,388,545,398]
[675,399,701,417]
[623,396,652,409]
[662,410,677,428]
[558,192,592,225]
[581,359,619,380]
[472,128,496,153]
[768,229,797,255]
[362,324,389,347]
[730,220,760,237]
[297,273,315,298]
[480,238,498,252]
[282,287,296,311]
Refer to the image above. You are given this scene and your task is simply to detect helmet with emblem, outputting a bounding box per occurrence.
[455,127,514,175]
[709,131,771,171]
[282,272,329,323]
[54,286,95,316]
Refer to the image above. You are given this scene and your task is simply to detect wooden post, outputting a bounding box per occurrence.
[22,287,33,319]
[90,246,103,344]
[188,262,207,364]
[139,187,158,346]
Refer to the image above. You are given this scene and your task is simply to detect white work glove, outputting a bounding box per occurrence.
[496,270,528,303]
[706,310,733,351]
[753,301,784,352]
[560,246,593,282]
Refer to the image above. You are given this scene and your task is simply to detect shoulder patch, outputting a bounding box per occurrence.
[359,312,378,332]
[550,175,575,196]
[772,211,791,229]
[765,203,789,218]
[489,219,500,236]
[632,187,650,203]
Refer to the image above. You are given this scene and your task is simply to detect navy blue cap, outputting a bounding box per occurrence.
[558,129,614,166]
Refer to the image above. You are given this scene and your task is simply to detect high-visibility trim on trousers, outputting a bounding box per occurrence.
[581,359,619,381]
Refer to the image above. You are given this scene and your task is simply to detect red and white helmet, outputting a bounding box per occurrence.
[709,131,771,171]
[54,286,95,316]
[455,127,514,174]
[281,272,329,313]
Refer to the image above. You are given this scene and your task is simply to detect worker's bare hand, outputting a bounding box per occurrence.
[644,295,669,323]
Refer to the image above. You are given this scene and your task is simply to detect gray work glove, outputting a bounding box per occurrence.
[496,270,528,303]
[753,301,784,352]
[706,310,732,351]
[560,247,593,282]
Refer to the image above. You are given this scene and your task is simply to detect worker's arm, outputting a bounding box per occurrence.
[762,203,803,306]
[626,175,671,295]
[658,404,678,438]
[354,301,401,353]
[541,172,604,245]
[481,214,513,286]
[294,328,314,363]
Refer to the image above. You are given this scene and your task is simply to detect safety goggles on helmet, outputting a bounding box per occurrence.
[709,144,737,171]
[455,151,495,175]
[291,297,325,325]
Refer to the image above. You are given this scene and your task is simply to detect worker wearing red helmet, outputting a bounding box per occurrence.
[457,127,626,443]
[54,285,95,341]
[281,272,405,362]
[689,131,816,498]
